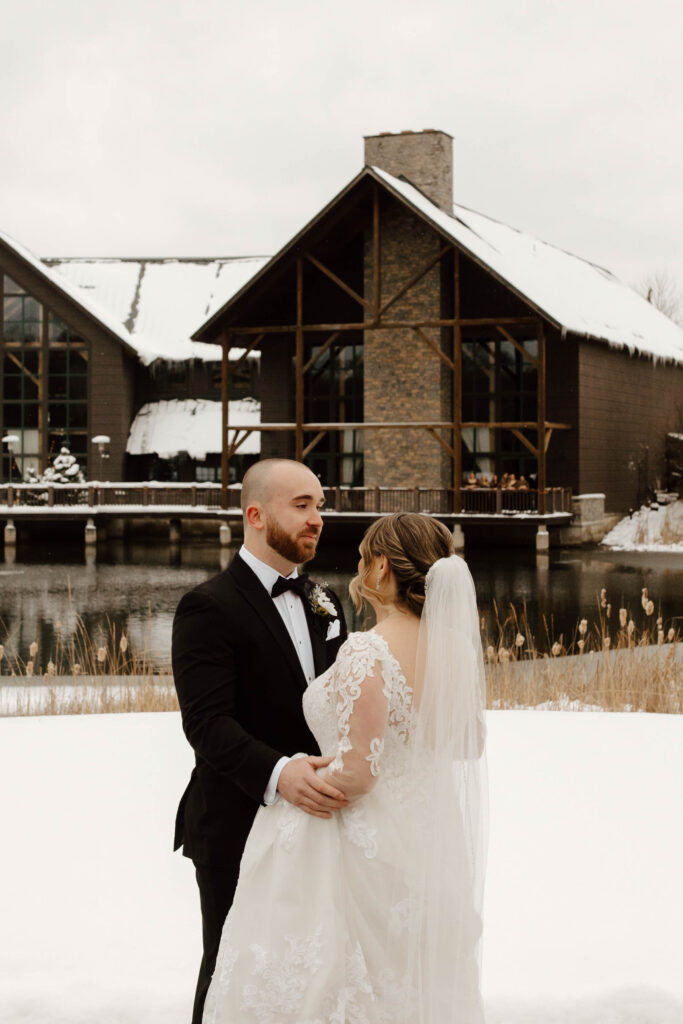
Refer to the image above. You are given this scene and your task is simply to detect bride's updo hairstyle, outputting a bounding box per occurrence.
[350,512,455,617]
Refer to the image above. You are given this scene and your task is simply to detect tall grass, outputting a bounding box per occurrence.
[483,586,682,713]
[0,613,177,716]
[1,585,681,716]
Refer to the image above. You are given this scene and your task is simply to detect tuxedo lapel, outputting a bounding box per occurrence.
[228,556,308,691]
[302,596,328,677]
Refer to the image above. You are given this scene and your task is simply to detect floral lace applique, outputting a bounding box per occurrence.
[325,942,373,1023]
[366,736,384,776]
[276,799,301,852]
[326,632,414,778]
[241,926,324,1023]
[340,804,378,859]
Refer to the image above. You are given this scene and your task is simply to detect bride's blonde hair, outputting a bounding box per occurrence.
[350,513,455,617]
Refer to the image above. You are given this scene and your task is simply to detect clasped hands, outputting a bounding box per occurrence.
[277,756,348,819]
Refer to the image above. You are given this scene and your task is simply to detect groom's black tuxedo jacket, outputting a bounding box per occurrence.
[172,553,347,867]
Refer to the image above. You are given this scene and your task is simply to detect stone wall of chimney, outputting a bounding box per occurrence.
[364,129,453,212]
[363,200,451,490]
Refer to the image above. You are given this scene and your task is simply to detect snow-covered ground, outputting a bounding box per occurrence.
[602,500,683,551]
[1,711,681,1023]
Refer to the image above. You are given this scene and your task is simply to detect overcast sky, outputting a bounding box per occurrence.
[2,0,682,293]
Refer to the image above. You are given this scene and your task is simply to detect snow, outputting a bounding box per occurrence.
[1,711,681,1023]
[372,168,683,366]
[0,229,159,364]
[48,256,270,365]
[601,501,683,551]
[1,227,270,366]
[126,397,261,459]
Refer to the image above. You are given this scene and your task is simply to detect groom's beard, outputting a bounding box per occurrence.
[265,518,320,564]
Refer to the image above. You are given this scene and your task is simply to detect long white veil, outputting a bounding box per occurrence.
[394,554,488,1023]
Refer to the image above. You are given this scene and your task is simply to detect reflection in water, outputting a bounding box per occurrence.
[0,540,681,668]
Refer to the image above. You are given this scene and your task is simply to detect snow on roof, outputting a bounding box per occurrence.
[126,398,260,460]
[47,256,270,365]
[372,167,683,365]
[0,229,159,362]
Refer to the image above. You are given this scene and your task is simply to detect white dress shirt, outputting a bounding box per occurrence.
[238,546,315,804]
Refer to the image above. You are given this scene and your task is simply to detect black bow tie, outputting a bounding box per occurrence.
[271,574,309,600]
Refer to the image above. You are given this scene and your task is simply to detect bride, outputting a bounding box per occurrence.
[203,512,488,1023]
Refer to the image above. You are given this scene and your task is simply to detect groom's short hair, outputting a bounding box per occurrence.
[241,459,295,514]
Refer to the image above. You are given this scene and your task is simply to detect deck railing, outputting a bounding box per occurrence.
[0,483,572,515]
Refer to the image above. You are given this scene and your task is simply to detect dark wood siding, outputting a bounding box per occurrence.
[578,337,683,511]
[89,334,136,479]
[546,326,579,492]
[0,243,137,481]
[259,335,294,460]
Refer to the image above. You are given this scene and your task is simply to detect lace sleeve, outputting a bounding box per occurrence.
[324,632,394,801]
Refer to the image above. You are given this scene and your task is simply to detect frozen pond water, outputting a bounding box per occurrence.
[0,539,681,669]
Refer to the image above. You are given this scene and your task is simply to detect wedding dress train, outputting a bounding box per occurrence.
[204,561,487,1023]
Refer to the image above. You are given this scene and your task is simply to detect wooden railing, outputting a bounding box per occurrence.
[0,482,572,515]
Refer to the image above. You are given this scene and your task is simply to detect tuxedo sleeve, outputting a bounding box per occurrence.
[172,589,283,805]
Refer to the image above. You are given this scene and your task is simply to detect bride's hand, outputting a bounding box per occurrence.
[277,756,349,818]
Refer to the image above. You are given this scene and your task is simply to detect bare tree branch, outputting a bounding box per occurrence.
[636,269,683,327]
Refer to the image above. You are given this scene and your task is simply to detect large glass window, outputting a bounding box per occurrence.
[461,335,538,483]
[47,315,89,470]
[1,274,89,480]
[304,337,363,486]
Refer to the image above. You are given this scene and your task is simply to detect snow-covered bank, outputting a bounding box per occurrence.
[1,712,681,1023]
[601,500,683,551]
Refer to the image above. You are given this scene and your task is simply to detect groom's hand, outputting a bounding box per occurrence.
[278,756,348,818]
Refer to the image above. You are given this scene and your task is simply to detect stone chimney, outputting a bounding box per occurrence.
[364,129,453,212]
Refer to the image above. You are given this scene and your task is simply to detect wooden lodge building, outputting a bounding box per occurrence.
[2,128,683,523]
[195,130,683,517]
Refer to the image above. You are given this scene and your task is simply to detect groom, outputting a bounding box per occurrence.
[172,458,348,1024]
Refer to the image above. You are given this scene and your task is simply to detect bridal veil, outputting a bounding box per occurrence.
[392,553,488,1023]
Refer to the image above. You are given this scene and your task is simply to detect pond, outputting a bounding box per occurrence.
[0,539,681,671]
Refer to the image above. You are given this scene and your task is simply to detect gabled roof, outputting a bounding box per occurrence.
[194,166,683,366]
[1,227,269,365]
[0,229,144,361]
[374,167,683,365]
[47,256,269,364]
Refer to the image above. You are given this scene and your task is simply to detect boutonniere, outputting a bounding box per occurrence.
[308,583,337,619]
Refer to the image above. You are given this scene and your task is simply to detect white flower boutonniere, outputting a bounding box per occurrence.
[309,584,337,619]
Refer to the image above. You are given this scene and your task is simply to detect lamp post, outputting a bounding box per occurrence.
[2,435,19,485]
[91,435,111,482]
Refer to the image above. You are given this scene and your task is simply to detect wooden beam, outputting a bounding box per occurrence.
[510,428,539,458]
[4,349,40,388]
[305,253,369,310]
[223,420,571,433]
[227,430,254,459]
[412,325,456,372]
[231,333,265,373]
[544,426,554,453]
[378,244,451,318]
[461,421,571,430]
[229,316,540,335]
[224,420,471,432]
[537,319,547,514]
[302,430,328,458]
[295,258,304,461]
[426,427,455,458]
[496,325,539,368]
[220,331,231,509]
[453,248,462,511]
[302,331,341,375]
[372,184,381,320]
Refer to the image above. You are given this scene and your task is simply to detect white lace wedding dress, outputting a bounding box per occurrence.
[203,629,485,1024]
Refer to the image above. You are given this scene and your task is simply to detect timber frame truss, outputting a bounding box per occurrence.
[220,184,571,512]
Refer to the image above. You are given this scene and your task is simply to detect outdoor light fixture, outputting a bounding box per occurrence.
[91,435,111,482]
[2,434,19,486]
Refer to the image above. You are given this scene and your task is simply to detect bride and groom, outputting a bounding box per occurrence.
[172,459,488,1023]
